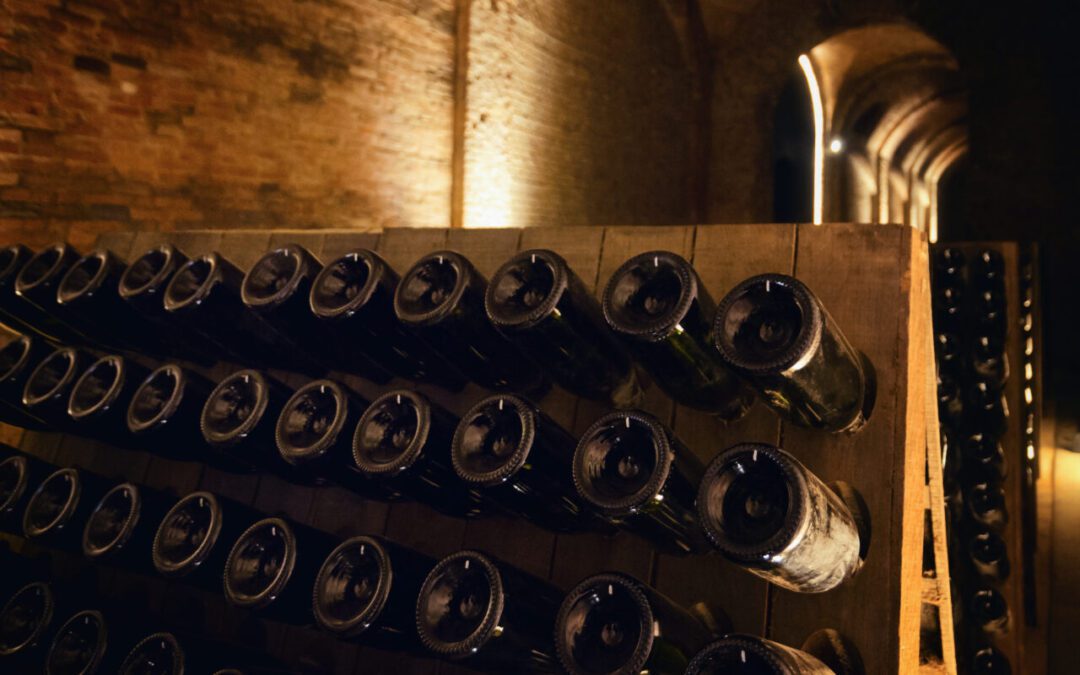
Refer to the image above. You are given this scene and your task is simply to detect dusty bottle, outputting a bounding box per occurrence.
[969,587,1010,637]
[602,251,751,418]
[0,452,56,534]
[486,249,640,406]
[555,572,716,675]
[685,634,836,674]
[714,273,875,433]
[415,550,561,672]
[394,250,545,393]
[573,410,707,554]
[697,443,863,593]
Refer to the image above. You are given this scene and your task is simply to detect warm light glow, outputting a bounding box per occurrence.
[1025,363,1034,381]
[1024,387,1034,405]
[829,138,844,154]
[799,54,825,225]
[1025,337,1034,356]
[1027,442,1036,461]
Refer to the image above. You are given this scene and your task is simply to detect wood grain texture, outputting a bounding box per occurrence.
[2,224,936,674]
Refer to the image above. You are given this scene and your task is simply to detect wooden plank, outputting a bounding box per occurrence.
[768,224,923,675]
[653,223,795,635]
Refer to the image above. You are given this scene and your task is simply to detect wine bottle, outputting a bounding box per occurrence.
[242,245,388,381]
[81,481,174,572]
[969,587,1009,636]
[697,443,862,593]
[966,527,1010,582]
[572,410,707,554]
[0,244,52,339]
[971,647,1011,675]
[932,283,965,332]
[118,244,219,364]
[451,394,608,533]
[312,535,434,649]
[685,634,835,674]
[602,251,752,418]
[0,581,56,665]
[222,516,337,625]
[0,452,56,535]
[56,249,167,355]
[310,248,466,388]
[66,355,150,449]
[22,347,88,430]
[932,247,966,286]
[971,249,1005,291]
[415,550,560,672]
[126,364,224,467]
[963,479,1008,530]
[713,273,875,433]
[44,609,111,675]
[118,631,286,675]
[22,467,110,553]
[972,288,1007,341]
[934,332,962,376]
[162,252,323,373]
[117,632,185,675]
[352,389,483,517]
[964,380,1007,437]
[199,369,290,475]
[151,490,261,593]
[393,250,545,393]
[971,335,1009,386]
[13,243,89,345]
[937,373,965,433]
[486,249,641,406]
[554,572,715,675]
[274,378,366,487]
[961,433,1006,479]
[0,334,50,429]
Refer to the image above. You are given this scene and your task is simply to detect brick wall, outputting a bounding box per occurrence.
[0,0,459,250]
[0,0,702,250]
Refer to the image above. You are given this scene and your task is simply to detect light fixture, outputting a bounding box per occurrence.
[829,138,844,154]
[798,54,824,226]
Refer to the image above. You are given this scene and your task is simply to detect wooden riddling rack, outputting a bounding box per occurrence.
[934,242,1048,675]
[7,223,945,675]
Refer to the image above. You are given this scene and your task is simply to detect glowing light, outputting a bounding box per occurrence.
[1025,337,1034,356]
[798,54,825,225]
[1027,443,1035,461]
[1024,387,1033,405]
[1025,363,1034,381]
[829,138,844,154]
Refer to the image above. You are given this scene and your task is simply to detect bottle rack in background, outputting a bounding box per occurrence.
[930,242,1046,675]
[0,224,944,674]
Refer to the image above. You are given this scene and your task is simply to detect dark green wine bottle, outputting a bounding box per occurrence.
[13,243,90,346]
[0,334,50,429]
[310,248,465,388]
[572,410,708,554]
[713,274,875,433]
[685,634,835,674]
[394,250,546,393]
[486,249,640,406]
[555,572,716,675]
[601,251,751,418]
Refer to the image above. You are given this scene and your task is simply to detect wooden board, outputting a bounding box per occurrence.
[2,224,934,675]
